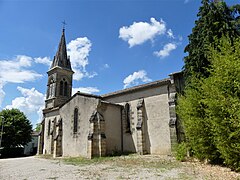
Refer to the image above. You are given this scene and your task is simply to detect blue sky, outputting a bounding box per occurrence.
[0,0,238,127]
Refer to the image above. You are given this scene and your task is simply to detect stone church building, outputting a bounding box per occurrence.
[37,29,184,158]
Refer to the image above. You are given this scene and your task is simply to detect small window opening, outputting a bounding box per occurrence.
[73,108,78,133]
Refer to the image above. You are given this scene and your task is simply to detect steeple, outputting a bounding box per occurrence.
[50,29,72,70]
[45,28,74,109]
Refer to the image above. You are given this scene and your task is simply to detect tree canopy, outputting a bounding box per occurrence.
[177,0,240,171]
[178,37,240,170]
[0,109,32,148]
[183,0,240,82]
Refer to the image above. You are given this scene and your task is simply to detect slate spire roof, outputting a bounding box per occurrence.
[50,28,72,70]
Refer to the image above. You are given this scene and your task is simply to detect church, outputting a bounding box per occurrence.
[37,29,184,158]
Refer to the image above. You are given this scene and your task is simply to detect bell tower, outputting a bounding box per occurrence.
[45,28,74,109]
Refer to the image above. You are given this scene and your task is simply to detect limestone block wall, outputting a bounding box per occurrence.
[43,109,60,155]
[60,95,99,158]
[103,84,172,155]
[53,118,63,158]
[99,102,122,155]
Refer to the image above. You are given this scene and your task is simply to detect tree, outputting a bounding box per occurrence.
[177,0,240,164]
[202,37,240,170]
[34,123,41,132]
[183,0,239,82]
[178,37,240,170]
[0,109,32,148]
[177,77,220,162]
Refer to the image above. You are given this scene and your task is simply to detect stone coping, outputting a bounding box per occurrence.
[102,78,170,99]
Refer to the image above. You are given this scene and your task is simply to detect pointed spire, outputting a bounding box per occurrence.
[50,28,72,70]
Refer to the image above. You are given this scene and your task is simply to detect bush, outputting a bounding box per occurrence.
[175,142,188,161]
[178,37,240,171]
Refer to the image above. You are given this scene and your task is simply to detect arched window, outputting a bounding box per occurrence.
[48,120,51,136]
[73,108,78,133]
[60,81,63,95]
[64,81,68,96]
[50,84,53,97]
[60,79,68,96]
[125,103,131,133]
[47,86,50,98]
[48,79,54,98]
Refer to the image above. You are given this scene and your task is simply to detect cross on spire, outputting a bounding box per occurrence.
[62,20,67,31]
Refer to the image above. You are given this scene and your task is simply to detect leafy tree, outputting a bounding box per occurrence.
[184,0,239,81]
[178,37,240,170]
[202,37,240,170]
[177,0,240,166]
[34,123,41,132]
[0,109,32,148]
[177,77,220,162]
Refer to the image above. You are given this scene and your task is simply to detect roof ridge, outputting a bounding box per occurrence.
[102,78,170,98]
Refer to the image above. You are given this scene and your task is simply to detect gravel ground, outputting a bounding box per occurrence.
[0,155,240,180]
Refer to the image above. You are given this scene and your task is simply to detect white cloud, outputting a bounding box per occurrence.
[67,37,97,80]
[167,29,174,39]
[72,87,100,95]
[0,55,42,83]
[119,18,167,47]
[72,69,84,80]
[67,37,91,68]
[27,37,97,81]
[5,86,45,123]
[85,72,98,78]
[104,64,110,69]
[0,55,43,107]
[123,70,152,89]
[154,43,177,58]
[34,57,51,66]
[100,64,110,71]
[0,81,6,107]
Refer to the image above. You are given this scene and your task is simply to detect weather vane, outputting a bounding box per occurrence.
[62,20,67,30]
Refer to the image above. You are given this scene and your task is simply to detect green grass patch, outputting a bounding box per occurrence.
[63,156,115,166]
[62,154,181,170]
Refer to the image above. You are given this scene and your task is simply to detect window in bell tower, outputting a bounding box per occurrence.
[48,79,55,98]
[60,81,63,95]
[64,81,68,96]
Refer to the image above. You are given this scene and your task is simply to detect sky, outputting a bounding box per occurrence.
[0,0,238,127]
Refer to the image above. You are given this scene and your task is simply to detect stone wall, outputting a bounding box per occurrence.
[100,102,122,155]
[103,82,173,155]
[60,95,99,158]
[42,109,60,155]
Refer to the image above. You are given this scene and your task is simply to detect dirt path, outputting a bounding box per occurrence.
[0,156,81,180]
[0,155,239,180]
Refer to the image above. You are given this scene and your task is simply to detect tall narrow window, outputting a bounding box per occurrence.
[48,120,51,136]
[60,81,63,95]
[48,85,52,98]
[125,103,131,133]
[73,108,78,133]
[48,79,54,98]
[64,81,68,96]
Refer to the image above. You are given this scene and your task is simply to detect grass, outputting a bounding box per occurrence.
[63,156,115,165]
[62,154,181,170]
[36,154,55,159]
[38,154,239,179]
[35,153,240,179]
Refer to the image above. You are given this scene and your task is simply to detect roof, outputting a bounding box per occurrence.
[32,131,39,136]
[50,29,72,71]
[102,78,170,98]
[75,91,102,99]
[42,106,60,114]
[59,91,103,108]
